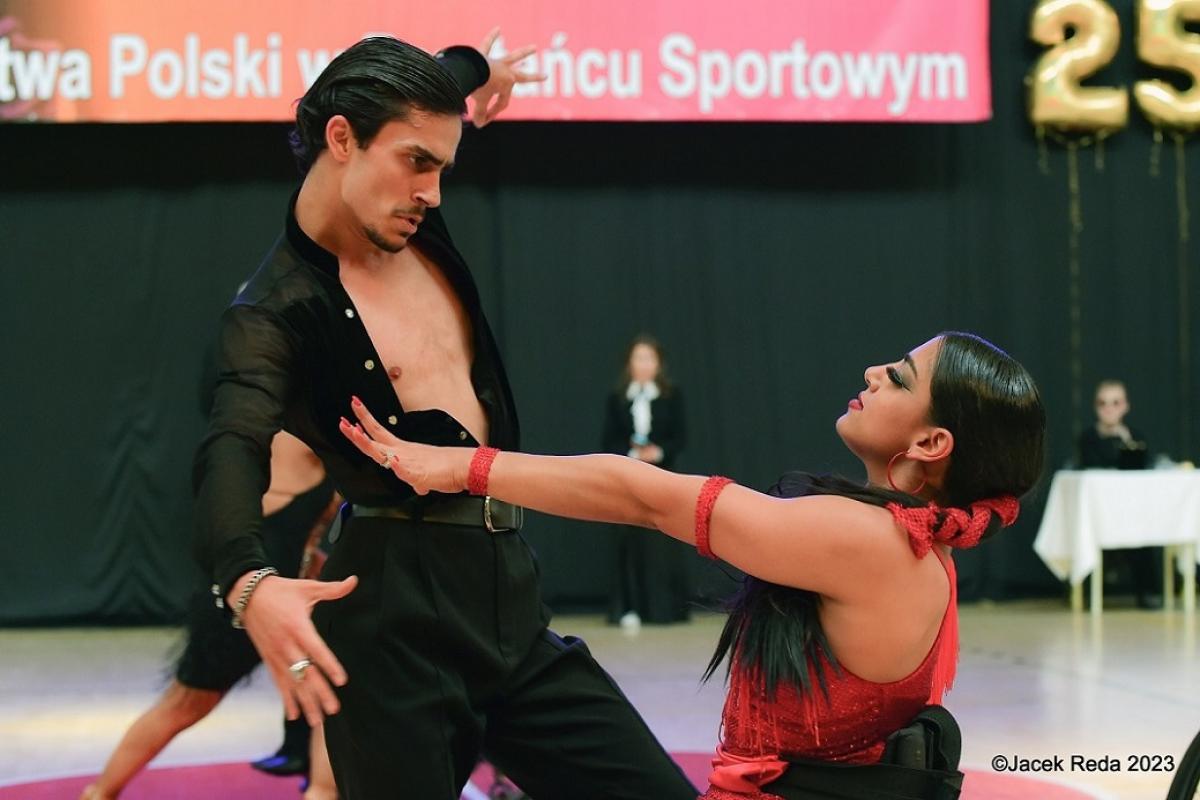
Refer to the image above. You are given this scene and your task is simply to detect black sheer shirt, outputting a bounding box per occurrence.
[192,47,519,598]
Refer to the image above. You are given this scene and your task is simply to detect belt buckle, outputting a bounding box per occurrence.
[483,495,497,533]
[483,496,519,533]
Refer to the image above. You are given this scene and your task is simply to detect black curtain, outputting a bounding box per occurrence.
[3,1,1197,623]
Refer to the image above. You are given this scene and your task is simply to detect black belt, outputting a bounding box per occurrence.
[351,496,524,533]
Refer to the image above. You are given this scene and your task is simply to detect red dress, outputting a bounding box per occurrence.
[699,523,960,800]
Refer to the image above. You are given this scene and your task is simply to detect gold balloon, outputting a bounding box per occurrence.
[1028,0,1129,132]
[1134,0,1200,130]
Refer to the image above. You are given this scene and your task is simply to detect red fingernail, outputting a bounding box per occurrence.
[339,417,349,427]
[351,396,363,407]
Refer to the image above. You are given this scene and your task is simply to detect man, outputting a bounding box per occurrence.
[1077,380,1148,470]
[193,34,696,800]
[1077,379,1160,608]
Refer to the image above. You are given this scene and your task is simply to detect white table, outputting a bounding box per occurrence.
[1033,470,1200,615]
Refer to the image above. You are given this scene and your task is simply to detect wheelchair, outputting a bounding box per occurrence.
[1167,726,1200,800]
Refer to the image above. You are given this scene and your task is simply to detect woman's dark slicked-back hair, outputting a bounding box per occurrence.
[289,37,465,173]
[929,331,1046,507]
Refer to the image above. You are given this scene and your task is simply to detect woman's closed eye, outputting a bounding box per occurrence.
[886,366,908,389]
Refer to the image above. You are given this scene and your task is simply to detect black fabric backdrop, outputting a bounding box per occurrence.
[3,2,1198,624]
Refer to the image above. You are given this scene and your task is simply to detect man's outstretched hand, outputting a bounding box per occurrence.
[231,573,358,725]
[470,27,543,127]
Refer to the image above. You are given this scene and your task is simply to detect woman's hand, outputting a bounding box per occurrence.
[469,27,543,127]
[339,397,472,495]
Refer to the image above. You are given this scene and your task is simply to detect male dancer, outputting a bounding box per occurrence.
[194,33,696,800]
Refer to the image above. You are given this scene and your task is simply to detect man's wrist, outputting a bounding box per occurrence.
[435,45,490,98]
[224,570,256,608]
[227,567,279,629]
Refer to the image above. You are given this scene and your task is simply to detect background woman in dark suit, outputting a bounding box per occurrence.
[602,335,689,627]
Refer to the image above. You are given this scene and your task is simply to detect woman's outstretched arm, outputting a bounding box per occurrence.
[340,399,907,599]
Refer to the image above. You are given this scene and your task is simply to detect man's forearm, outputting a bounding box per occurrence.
[193,431,274,601]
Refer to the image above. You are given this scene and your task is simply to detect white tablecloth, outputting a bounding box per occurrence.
[1034,469,1200,585]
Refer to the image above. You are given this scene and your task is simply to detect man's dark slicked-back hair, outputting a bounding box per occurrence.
[290,36,465,173]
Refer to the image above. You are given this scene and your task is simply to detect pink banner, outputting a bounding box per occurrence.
[0,0,991,123]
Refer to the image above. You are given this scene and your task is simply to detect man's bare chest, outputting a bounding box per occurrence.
[339,252,473,383]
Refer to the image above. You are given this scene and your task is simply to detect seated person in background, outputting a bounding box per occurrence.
[1077,380,1147,470]
[1077,380,1160,609]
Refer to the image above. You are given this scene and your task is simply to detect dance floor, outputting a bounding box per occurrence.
[1,604,1195,800]
[0,756,1106,799]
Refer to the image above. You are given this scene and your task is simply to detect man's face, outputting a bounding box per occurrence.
[1095,385,1129,427]
[339,109,462,253]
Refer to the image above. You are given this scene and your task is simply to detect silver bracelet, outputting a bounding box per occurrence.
[230,567,279,629]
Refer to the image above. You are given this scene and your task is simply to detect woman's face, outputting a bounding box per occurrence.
[835,337,943,463]
[629,344,661,384]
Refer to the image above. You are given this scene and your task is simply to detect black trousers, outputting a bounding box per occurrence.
[313,511,697,800]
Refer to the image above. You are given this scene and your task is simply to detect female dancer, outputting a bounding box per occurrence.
[337,332,1045,800]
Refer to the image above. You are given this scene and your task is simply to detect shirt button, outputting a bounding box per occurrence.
[344,308,355,319]
[459,430,468,441]
[387,415,398,425]
[364,359,375,370]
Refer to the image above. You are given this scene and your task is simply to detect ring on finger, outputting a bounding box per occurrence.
[288,658,313,682]
[377,451,392,467]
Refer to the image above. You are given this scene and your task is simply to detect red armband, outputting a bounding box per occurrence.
[695,476,734,560]
[467,447,501,496]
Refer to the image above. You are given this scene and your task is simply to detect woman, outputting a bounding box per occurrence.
[602,335,689,626]
[338,332,1045,800]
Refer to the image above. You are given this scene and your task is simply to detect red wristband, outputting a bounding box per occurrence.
[695,476,734,560]
[467,446,500,496]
